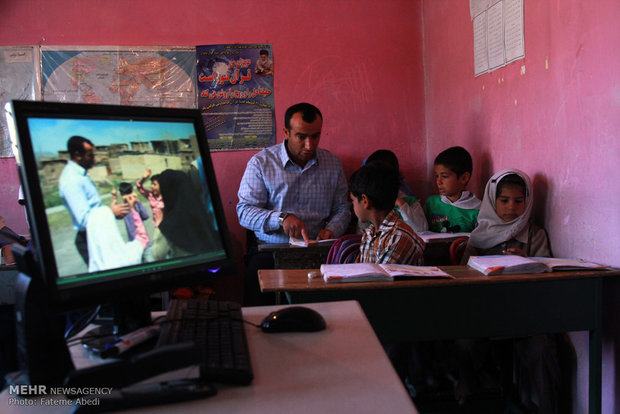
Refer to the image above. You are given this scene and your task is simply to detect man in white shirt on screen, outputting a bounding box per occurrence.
[58,135,128,264]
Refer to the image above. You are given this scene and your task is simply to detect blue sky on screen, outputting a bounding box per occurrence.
[27,118,195,155]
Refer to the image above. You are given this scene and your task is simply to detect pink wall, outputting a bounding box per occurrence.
[423,0,620,412]
[0,0,426,297]
[0,158,26,234]
[2,0,619,411]
[423,0,620,266]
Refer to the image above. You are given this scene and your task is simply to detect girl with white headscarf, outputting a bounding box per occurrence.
[461,168,551,263]
[456,169,560,413]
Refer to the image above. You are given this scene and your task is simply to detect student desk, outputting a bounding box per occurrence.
[258,240,335,269]
[1,300,418,414]
[258,266,620,414]
[257,234,461,269]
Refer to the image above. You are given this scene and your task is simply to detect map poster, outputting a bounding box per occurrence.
[41,46,196,108]
[197,44,275,151]
[0,46,41,157]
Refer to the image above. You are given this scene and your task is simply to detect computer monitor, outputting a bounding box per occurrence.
[5,100,236,336]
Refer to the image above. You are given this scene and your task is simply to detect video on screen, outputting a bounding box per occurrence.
[26,117,226,280]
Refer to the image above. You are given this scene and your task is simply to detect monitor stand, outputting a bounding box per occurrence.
[79,294,155,356]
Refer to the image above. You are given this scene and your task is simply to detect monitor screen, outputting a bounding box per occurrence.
[6,100,235,332]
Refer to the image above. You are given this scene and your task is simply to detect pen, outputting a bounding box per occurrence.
[104,338,122,351]
[102,325,161,357]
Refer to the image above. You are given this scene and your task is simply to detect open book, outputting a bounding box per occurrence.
[467,255,610,276]
[417,231,470,243]
[320,263,455,283]
[289,237,336,247]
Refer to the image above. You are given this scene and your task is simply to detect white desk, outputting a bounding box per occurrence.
[1,300,417,414]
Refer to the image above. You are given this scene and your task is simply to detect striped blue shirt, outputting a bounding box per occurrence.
[237,142,351,243]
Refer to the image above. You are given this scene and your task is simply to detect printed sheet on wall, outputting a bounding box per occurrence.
[196,44,275,151]
[471,0,524,77]
[0,46,41,157]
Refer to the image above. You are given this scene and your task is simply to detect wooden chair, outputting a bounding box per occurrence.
[449,237,469,265]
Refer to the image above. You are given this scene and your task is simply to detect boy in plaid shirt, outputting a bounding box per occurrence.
[350,163,425,265]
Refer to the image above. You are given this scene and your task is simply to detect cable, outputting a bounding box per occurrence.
[64,305,102,340]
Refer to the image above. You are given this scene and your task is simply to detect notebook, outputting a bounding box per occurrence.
[467,255,609,276]
[289,237,336,247]
[320,263,454,283]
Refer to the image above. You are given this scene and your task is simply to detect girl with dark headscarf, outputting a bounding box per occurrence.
[151,169,220,259]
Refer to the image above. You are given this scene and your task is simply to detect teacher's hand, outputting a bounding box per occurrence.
[318,229,334,240]
[503,247,526,257]
[282,214,309,243]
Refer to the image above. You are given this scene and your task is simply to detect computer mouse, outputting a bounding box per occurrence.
[260,306,326,333]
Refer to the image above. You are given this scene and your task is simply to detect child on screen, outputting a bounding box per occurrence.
[136,169,164,227]
[117,182,151,244]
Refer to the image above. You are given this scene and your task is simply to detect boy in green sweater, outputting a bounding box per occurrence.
[425,146,481,233]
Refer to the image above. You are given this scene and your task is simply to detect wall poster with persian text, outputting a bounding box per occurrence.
[197,44,275,151]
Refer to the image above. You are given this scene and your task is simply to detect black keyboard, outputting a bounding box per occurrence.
[156,299,253,385]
